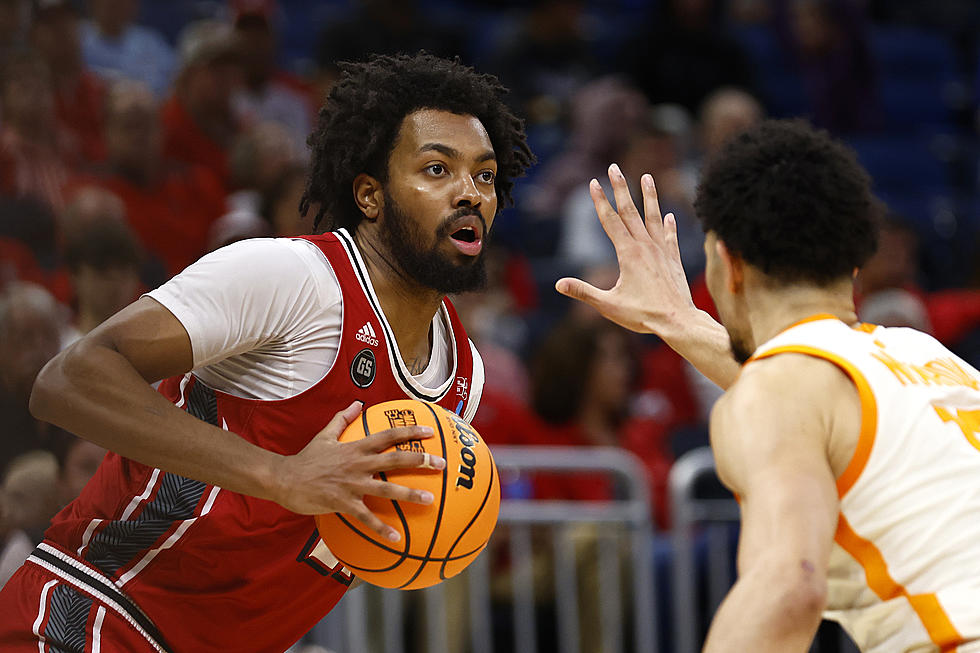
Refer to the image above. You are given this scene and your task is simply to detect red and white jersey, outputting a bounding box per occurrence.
[750,315,980,653]
[36,230,484,652]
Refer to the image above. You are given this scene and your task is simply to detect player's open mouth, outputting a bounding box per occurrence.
[447,218,484,256]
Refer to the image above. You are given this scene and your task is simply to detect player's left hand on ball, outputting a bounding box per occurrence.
[555,164,696,337]
[269,401,446,542]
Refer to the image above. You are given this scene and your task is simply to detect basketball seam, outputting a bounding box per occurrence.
[438,447,497,580]
[394,402,450,589]
[331,410,414,573]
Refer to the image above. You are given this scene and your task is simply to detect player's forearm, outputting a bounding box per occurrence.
[30,339,283,502]
[702,566,825,653]
[655,308,740,390]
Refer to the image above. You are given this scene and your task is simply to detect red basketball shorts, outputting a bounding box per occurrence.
[0,550,169,653]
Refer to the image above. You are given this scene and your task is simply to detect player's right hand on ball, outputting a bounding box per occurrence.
[270,401,445,542]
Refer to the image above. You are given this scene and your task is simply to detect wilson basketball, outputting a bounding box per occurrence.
[315,399,500,590]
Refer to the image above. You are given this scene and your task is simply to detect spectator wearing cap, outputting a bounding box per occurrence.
[79,0,175,98]
[161,19,244,190]
[71,83,225,276]
[31,0,107,163]
[230,0,313,152]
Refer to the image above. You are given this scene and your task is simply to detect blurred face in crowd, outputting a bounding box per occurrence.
[0,0,25,47]
[57,438,106,507]
[88,0,138,37]
[793,0,833,55]
[584,328,634,416]
[182,57,242,119]
[1,60,55,132]
[0,290,63,402]
[700,89,763,156]
[73,264,140,324]
[1,452,59,532]
[270,170,309,236]
[106,85,162,173]
[235,15,275,88]
[31,7,82,75]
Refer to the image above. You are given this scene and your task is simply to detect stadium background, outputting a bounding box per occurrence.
[1,0,979,651]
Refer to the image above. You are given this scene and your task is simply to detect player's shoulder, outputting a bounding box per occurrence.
[715,352,853,426]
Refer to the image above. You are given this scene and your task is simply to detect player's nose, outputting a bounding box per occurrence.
[452,174,482,210]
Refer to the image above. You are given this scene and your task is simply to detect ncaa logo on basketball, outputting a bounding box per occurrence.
[350,348,376,388]
[355,321,379,346]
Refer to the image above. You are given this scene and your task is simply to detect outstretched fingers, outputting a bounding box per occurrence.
[589,178,632,246]
[641,174,666,241]
[606,163,648,240]
[554,276,607,307]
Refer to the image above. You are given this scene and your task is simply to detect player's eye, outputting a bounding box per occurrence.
[425,164,446,176]
[477,170,495,184]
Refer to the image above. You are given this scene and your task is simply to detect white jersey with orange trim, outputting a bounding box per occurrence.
[749,315,980,653]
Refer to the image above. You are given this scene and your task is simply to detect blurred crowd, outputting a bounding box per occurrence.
[1,0,980,615]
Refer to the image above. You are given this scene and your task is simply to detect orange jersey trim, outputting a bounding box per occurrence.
[747,344,877,499]
[835,515,964,651]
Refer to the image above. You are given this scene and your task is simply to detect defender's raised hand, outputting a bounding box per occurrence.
[555,164,739,389]
[271,401,445,543]
[556,164,696,336]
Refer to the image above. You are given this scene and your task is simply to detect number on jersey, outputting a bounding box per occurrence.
[933,405,980,452]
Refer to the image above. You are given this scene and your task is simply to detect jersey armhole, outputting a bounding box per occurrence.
[750,345,878,499]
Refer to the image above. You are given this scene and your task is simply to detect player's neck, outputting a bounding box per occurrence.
[353,232,443,365]
[746,277,858,349]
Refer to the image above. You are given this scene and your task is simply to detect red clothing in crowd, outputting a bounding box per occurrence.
[72,165,225,276]
[0,129,76,212]
[54,72,106,163]
[473,391,675,529]
[160,96,235,190]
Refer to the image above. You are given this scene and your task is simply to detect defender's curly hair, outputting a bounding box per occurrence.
[300,53,535,232]
[695,119,880,285]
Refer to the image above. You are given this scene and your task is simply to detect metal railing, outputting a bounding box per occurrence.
[308,445,658,653]
[668,447,859,653]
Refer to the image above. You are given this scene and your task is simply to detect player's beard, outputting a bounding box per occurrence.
[380,190,489,295]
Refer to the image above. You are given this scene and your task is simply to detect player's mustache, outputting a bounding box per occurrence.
[437,207,487,237]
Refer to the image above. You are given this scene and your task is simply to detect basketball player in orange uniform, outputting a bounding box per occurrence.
[559,120,980,652]
[0,53,533,652]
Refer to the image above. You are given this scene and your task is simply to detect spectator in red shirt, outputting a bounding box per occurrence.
[0,52,75,212]
[30,0,106,163]
[161,19,244,189]
[528,317,674,528]
[230,0,313,151]
[855,215,980,349]
[77,82,225,276]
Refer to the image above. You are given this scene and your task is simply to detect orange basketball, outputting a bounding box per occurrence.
[315,399,500,590]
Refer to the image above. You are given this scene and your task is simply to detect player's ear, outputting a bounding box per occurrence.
[716,239,744,293]
[353,174,383,222]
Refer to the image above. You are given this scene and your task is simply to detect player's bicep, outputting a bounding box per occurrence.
[736,454,839,574]
[87,296,194,383]
[712,367,840,574]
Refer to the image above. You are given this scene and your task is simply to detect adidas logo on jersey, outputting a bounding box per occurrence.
[355,321,379,346]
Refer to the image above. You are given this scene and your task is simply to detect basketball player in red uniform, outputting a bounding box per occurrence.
[0,53,533,652]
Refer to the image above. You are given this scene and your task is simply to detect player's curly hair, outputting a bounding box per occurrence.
[695,119,880,285]
[300,53,535,233]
